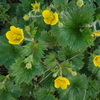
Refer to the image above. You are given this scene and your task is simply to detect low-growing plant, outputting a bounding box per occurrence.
[0,0,100,100]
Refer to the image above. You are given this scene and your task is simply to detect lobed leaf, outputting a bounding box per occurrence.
[0,35,22,68]
[9,58,43,84]
[51,5,95,52]
[58,74,88,100]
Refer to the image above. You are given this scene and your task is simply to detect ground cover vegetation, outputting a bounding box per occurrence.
[0,0,100,100]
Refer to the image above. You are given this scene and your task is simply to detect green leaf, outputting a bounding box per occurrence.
[87,80,100,99]
[44,52,57,68]
[19,0,34,12]
[0,35,22,68]
[9,58,43,84]
[96,0,100,6]
[0,79,21,100]
[71,53,84,71]
[21,42,34,56]
[41,71,55,88]
[60,60,74,75]
[0,90,16,100]
[0,3,10,23]
[53,0,67,7]
[51,5,94,52]
[57,47,84,71]
[57,47,77,61]
[58,74,88,100]
[22,40,46,62]
[35,88,58,100]
[20,83,33,97]
[0,75,6,82]
[41,31,57,44]
[33,40,46,62]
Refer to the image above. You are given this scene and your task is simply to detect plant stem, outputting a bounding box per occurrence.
[0,14,13,25]
[45,43,56,46]
[38,71,52,84]
[83,90,86,100]
[3,74,10,83]
[31,15,42,17]
[24,38,37,44]
[68,52,82,60]
[55,59,62,76]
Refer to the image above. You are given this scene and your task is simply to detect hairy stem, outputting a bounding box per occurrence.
[68,52,82,60]
[83,90,86,100]
[0,14,13,25]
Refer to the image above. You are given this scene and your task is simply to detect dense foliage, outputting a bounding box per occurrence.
[0,0,100,100]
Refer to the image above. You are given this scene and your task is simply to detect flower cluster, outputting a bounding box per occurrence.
[93,55,100,67]
[42,10,58,25]
[6,26,24,44]
[54,76,70,89]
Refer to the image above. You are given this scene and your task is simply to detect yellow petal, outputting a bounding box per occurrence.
[93,55,100,67]
[31,4,35,7]
[54,81,60,88]
[51,13,58,25]
[10,26,16,32]
[42,10,51,18]
[9,40,21,44]
[95,32,100,36]
[54,12,58,19]
[20,29,24,40]
[44,19,51,24]
[61,84,67,89]
[65,78,70,85]
[51,19,58,25]
[10,26,21,33]
[6,31,13,41]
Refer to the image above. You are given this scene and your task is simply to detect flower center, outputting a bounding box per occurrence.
[46,14,55,23]
[13,33,22,41]
[35,6,39,9]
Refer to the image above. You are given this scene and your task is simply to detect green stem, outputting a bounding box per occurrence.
[68,52,82,61]
[83,90,86,100]
[30,15,42,17]
[55,59,62,76]
[38,71,53,84]
[0,14,13,25]
[45,43,56,46]
[24,38,37,44]
[3,74,10,83]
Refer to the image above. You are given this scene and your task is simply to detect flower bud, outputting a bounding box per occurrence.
[23,15,30,21]
[71,71,77,76]
[58,22,63,27]
[76,0,84,8]
[52,70,59,78]
[26,62,32,69]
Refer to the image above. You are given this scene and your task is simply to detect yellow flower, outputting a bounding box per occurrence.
[6,26,24,44]
[93,55,100,67]
[42,10,58,25]
[94,31,100,36]
[23,15,30,21]
[91,34,95,37]
[91,31,100,37]
[31,2,40,12]
[54,77,70,89]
